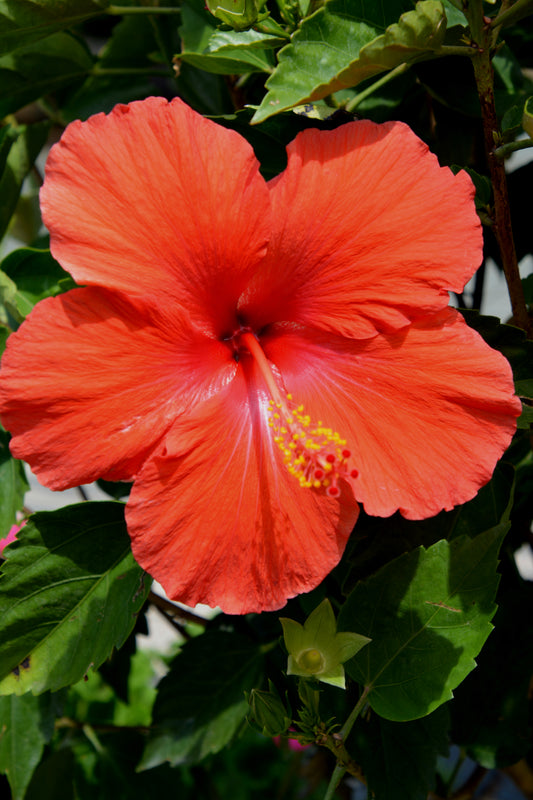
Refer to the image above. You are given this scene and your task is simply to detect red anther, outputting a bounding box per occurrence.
[350,469,359,479]
[325,453,336,463]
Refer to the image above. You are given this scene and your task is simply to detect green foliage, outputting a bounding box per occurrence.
[0,692,59,800]
[0,123,49,242]
[253,0,447,122]
[0,0,109,57]
[339,527,506,721]
[0,33,93,118]
[349,706,450,800]
[139,631,264,768]
[0,503,150,695]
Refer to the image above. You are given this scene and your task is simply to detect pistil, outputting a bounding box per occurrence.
[239,332,358,497]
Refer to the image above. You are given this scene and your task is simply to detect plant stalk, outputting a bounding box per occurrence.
[469,8,531,335]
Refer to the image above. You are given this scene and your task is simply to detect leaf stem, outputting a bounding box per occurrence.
[345,63,410,113]
[489,0,533,30]
[322,685,370,800]
[493,137,533,159]
[90,67,174,77]
[107,4,180,14]
[468,4,532,335]
[148,590,209,627]
[323,763,347,800]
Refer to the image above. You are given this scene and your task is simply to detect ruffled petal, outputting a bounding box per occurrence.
[239,121,482,338]
[126,355,359,614]
[41,97,271,335]
[261,310,520,519]
[0,288,235,489]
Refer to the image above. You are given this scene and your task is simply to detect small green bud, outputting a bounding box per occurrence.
[205,0,269,31]
[281,599,370,689]
[246,681,291,737]
[522,96,533,140]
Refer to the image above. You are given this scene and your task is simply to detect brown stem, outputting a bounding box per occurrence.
[148,590,209,627]
[470,21,532,336]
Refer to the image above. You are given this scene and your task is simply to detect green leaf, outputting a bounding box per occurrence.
[139,631,264,768]
[0,0,109,57]
[0,692,57,800]
[62,12,172,121]
[1,248,75,314]
[350,706,450,800]
[0,122,49,242]
[0,502,150,695]
[0,32,93,117]
[253,0,447,123]
[0,428,28,540]
[339,527,506,721]
[178,3,276,75]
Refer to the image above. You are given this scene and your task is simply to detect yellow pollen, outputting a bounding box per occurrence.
[267,395,359,496]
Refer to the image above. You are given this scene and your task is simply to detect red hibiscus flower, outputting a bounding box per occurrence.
[0,98,521,613]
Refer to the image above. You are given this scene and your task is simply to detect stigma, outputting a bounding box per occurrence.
[267,394,358,496]
[236,330,358,496]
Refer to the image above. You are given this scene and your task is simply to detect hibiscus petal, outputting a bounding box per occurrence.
[262,310,520,519]
[126,356,359,614]
[240,120,482,338]
[0,288,235,489]
[40,97,271,336]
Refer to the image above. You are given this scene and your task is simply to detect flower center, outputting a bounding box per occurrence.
[298,648,326,673]
[238,331,358,496]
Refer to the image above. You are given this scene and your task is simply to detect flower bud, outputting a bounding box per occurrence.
[522,96,533,139]
[205,0,268,31]
[246,681,291,737]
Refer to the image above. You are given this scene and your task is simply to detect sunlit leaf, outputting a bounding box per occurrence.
[0,503,150,695]
[253,0,446,122]
[339,526,506,721]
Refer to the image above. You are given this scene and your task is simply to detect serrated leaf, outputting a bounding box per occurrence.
[339,527,505,721]
[253,0,446,123]
[350,706,450,800]
[178,3,275,75]
[0,122,49,242]
[0,693,57,800]
[139,631,264,768]
[0,429,28,540]
[0,502,150,696]
[0,0,108,57]
[0,32,93,117]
